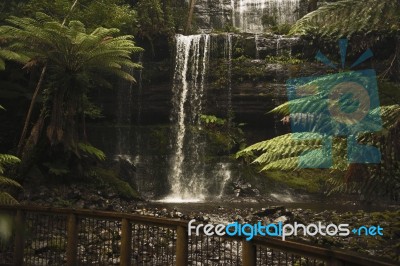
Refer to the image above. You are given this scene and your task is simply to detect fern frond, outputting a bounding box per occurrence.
[78,142,106,161]
[0,192,19,205]
[261,157,299,171]
[0,154,20,166]
[291,0,399,38]
[0,176,22,190]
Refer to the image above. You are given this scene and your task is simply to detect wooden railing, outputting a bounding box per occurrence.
[0,205,397,266]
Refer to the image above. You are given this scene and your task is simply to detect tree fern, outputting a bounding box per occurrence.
[291,0,400,38]
[237,92,400,198]
[0,13,143,159]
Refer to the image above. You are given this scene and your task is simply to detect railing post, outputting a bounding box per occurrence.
[14,210,25,265]
[120,218,132,266]
[66,213,78,266]
[176,225,188,266]
[242,241,256,266]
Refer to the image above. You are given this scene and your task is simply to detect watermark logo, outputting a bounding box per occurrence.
[188,220,384,241]
[286,39,382,168]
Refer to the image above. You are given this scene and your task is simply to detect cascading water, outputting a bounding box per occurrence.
[224,33,233,124]
[271,36,281,135]
[276,35,282,56]
[164,34,210,202]
[232,0,300,33]
[255,33,260,59]
[231,0,236,28]
[219,0,225,27]
[217,162,232,198]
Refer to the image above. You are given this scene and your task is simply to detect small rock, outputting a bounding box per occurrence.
[274,216,288,224]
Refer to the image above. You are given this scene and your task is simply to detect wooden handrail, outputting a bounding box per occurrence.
[252,237,396,266]
[0,205,397,266]
[0,204,187,228]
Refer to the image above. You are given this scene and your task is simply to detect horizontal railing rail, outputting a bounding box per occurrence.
[0,205,396,266]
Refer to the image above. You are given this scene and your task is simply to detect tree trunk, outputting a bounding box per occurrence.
[17,65,46,156]
[17,0,79,156]
[185,0,196,34]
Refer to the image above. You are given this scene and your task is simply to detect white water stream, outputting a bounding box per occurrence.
[163,34,210,202]
[232,0,300,33]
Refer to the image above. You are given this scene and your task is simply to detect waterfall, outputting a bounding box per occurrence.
[231,0,236,28]
[164,34,210,202]
[224,33,233,124]
[217,163,232,198]
[219,0,225,27]
[276,34,282,55]
[255,34,260,59]
[232,0,300,33]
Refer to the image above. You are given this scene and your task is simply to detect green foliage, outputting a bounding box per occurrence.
[0,154,20,173]
[136,0,174,38]
[74,0,137,33]
[83,97,103,119]
[77,142,106,161]
[1,13,142,78]
[231,57,266,82]
[237,133,347,172]
[270,24,292,35]
[3,0,187,39]
[17,0,138,34]
[43,161,70,176]
[336,106,400,199]
[166,0,189,32]
[0,192,19,205]
[94,168,140,200]
[0,175,22,190]
[200,115,225,125]
[201,114,245,155]
[0,106,22,204]
[0,48,30,71]
[291,0,400,38]
[237,68,400,198]
[0,13,142,153]
[265,54,303,65]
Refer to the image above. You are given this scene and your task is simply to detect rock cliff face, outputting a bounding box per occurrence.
[132,34,321,126]
[87,1,397,198]
[88,33,324,196]
[192,0,308,33]
[95,0,314,130]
